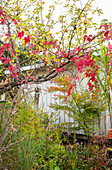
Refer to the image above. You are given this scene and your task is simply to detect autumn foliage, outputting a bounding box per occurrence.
[0,0,111,97]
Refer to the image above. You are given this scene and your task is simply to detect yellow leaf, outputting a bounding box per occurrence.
[79,52,82,56]
[83,20,88,25]
[89,98,93,102]
[12,60,14,63]
[107,148,112,152]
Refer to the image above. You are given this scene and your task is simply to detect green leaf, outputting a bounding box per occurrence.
[101,19,108,22]
[49,159,53,170]
[54,167,60,170]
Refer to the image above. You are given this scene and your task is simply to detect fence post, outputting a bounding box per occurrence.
[34,87,40,105]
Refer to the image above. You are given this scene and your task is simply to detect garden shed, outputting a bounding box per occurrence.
[1,63,111,136]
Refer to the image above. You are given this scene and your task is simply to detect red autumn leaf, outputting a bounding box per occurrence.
[104,31,109,37]
[4,43,9,51]
[24,36,30,45]
[89,34,93,37]
[64,52,68,58]
[5,34,9,37]
[77,46,81,52]
[0,17,6,24]
[88,82,94,91]
[4,59,7,65]
[52,40,57,48]
[43,58,46,62]
[43,49,46,55]
[64,83,75,103]
[84,35,88,42]
[100,31,105,34]
[108,42,112,52]
[56,45,60,49]
[63,96,68,104]
[12,72,17,78]
[56,68,59,74]
[18,31,24,39]
[44,40,47,46]
[12,19,17,25]
[4,58,10,65]
[8,64,14,73]
[60,68,65,72]
[87,37,92,42]
[103,23,109,29]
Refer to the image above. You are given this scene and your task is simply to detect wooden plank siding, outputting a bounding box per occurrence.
[1,64,111,135]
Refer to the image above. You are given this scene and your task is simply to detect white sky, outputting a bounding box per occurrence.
[44,0,112,21]
[92,0,112,23]
[42,0,112,34]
